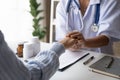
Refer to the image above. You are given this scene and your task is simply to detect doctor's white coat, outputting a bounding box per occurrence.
[55,0,120,54]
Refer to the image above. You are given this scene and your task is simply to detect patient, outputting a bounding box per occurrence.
[0,30,77,80]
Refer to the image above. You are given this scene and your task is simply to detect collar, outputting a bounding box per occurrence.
[65,0,71,12]
[74,0,101,5]
[90,0,100,5]
[66,0,80,12]
[65,0,100,12]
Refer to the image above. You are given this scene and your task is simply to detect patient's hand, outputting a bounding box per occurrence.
[59,37,77,49]
[68,42,83,51]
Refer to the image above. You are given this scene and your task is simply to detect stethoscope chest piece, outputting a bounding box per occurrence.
[91,24,99,32]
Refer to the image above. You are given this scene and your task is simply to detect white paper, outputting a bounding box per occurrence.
[59,50,87,69]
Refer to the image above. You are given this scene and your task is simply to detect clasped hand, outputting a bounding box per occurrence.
[66,31,85,51]
[60,31,85,51]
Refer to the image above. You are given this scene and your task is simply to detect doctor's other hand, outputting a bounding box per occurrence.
[59,37,77,49]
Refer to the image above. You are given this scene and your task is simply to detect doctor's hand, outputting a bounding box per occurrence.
[59,37,77,49]
[66,31,86,51]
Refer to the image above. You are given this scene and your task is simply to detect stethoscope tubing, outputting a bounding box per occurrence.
[66,0,100,32]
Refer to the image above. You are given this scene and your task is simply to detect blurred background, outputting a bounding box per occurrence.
[0,0,119,56]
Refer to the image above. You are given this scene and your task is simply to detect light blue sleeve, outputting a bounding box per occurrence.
[25,42,65,80]
[98,0,120,40]
[0,31,65,80]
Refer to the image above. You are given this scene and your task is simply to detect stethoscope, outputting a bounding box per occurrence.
[66,0,100,32]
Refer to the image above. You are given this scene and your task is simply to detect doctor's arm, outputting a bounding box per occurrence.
[83,35,109,48]
[67,31,109,48]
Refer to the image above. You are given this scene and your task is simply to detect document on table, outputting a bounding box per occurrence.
[59,50,88,71]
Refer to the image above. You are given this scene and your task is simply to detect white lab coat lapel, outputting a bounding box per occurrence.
[66,0,83,32]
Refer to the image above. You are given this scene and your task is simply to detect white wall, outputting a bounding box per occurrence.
[0,0,33,43]
[0,0,34,52]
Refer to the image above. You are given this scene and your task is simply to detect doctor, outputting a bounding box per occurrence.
[55,0,120,54]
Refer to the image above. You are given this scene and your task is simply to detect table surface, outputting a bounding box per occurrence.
[40,43,119,80]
